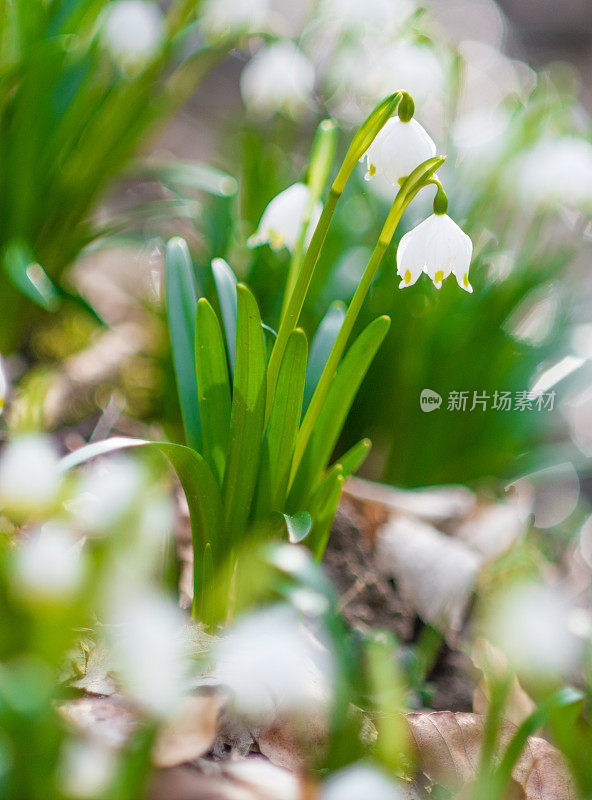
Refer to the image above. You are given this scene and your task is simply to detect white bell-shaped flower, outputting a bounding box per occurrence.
[396,213,473,292]
[248,183,322,253]
[102,1,164,66]
[362,117,436,187]
[240,41,315,120]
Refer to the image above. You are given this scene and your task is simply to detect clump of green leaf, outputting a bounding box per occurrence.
[0,0,226,352]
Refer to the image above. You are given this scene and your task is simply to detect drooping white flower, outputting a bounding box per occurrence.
[514,137,592,209]
[240,41,315,120]
[109,590,189,717]
[0,435,61,516]
[213,604,334,722]
[322,763,404,800]
[396,213,473,292]
[69,456,144,536]
[248,183,322,253]
[362,117,437,187]
[102,1,164,65]
[485,582,583,681]
[14,523,85,602]
[201,0,271,38]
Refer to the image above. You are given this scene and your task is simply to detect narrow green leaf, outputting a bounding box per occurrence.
[165,237,201,450]
[3,240,60,311]
[283,511,312,544]
[195,298,231,484]
[212,257,238,375]
[307,467,344,560]
[334,438,372,479]
[303,302,345,412]
[256,329,308,518]
[58,436,223,617]
[222,284,266,543]
[290,316,390,510]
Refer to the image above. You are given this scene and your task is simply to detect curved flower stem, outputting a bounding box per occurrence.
[265,93,403,421]
[290,155,446,481]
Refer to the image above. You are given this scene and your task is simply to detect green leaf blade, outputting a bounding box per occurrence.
[257,328,308,518]
[222,284,267,544]
[290,315,390,510]
[195,298,231,485]
[165,237,201,451]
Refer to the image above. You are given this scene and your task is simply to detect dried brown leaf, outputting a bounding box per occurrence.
[471,639,536,726]
[407,711,575,799]
[153,695,224,768]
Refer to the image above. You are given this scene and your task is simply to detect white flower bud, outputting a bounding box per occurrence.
[213,604,334,723]
[248,183,322,253]
[361,117,436,187]
[396,213,473,292]
[14,523,85,602]
[322,764,404,800]
[102,1,164,66]
[0,435,61,517]
[240,41,315,120]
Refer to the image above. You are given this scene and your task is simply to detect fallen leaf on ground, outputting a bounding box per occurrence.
[153,694,224,767]
[407,710,575,799]
[345,477,476,524]
[60,696,137,748]
[471,638,536,726]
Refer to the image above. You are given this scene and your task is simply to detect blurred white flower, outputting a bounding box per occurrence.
[452,107,509,168]
[486,582,583,680]
[201,0,270,37]
[240,41,315,119]
[109,591,189,717]
[458,41,528,114]
[0,357,6,413]
[0,435,61,516]
[213,604,334,722]
[322,763,404,800]
[102,0,164,65]
[248,183,322,253]
[361,117,436,187]
[376,42,445,108]
[14,523,84,602]
[515,137,592,209]
[70,456,144,536]
[60,739,117,799]
[396,213,473,291]
[319,0,416,36]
